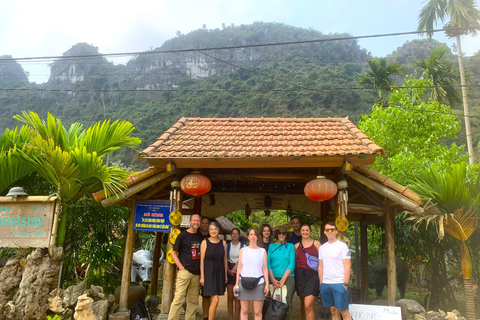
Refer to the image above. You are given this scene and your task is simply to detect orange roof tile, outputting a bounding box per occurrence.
[139,117,385,160]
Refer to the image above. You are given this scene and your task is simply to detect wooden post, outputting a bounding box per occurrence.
[119,201,137,311]
[150,232,163,296]
[360,222,368,303]
[194,196,202,214]
[385,206,397,306]
[161,237,175,313]
[161,192,183,314]
[321,201,329,243]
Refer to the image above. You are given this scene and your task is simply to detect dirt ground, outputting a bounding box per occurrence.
[154,292,312,320]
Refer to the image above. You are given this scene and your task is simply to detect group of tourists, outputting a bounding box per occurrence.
[167,214,352,320]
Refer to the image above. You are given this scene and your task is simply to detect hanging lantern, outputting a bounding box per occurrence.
[304,176,337,202]
[180,172,211,196]
[245,203,251,220]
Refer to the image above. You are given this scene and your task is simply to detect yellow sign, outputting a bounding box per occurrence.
[169,228,181,244]
[166,248,175,264]
[335,216,349,232]
[169,211,183,226]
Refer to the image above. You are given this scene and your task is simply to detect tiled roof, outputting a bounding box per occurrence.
[139,117,384,159]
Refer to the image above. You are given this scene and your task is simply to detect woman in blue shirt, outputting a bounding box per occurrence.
[267,225,295,320]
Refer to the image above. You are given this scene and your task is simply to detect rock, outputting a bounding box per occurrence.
[370,298,388,305]
[445,311,457,320]
[85,285,105,301]
[63,281,87,308]
[0,260,23,320]
[91,300,109,320]
[5,247,63,320]
[49,288,64,300]
[414,314,427,320]
[439,309,446,316]
[60,308,74,320]
[48,296,65,313]
[74,294,99,320]
[451,310,462,317]
[425,311,445,320]
[107,294,117,314]
[397,298,426,320]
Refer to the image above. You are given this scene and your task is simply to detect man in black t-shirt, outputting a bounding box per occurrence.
[167,214,203,320]
[288,216,302,244]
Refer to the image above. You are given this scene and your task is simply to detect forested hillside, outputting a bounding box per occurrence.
[1,22,479,168]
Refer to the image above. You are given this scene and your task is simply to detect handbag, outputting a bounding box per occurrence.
[262,288,288,320]
[300,241,319,271]
[241,276,263,289]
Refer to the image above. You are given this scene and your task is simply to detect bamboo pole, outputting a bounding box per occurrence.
[385,207,397,306]
[161,192,183,314]
[348,171,424,215]
[119,201,137,311]
[101,171,173,207]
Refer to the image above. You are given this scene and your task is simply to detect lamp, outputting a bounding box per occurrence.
[6,187,28,197]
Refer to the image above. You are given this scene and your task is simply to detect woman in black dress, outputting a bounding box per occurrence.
[200,221,228,320]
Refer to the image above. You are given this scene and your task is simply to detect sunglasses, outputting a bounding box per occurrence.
[325,228,336,232]
[277,232,287,235]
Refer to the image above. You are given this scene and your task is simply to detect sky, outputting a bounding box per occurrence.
[1,0,479,83]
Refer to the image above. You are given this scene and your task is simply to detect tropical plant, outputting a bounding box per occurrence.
[3,111,141,246]
[418,0,480,164]
[414,46,462,106]
[358,58,406,100]
[408,163,479,320]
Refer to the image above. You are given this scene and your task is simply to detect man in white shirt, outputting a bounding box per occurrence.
[318,221,352,320]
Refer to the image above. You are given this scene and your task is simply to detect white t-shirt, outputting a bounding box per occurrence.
[240,246,266,284]
[229,242,241,264]
[318,240,351,284]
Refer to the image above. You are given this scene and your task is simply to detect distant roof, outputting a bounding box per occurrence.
[139,117,384,168]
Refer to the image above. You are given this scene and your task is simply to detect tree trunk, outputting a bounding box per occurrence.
[456,35,475,164]
[461,243,476,320]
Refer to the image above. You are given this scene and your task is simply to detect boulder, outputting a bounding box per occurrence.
[74,294,99,320]
[414,314,427,320]
[397,298,425,320]
[48,296,65,313]
[63,281,87,308]
[92,300,109,320]
[445,311,458,320]
[425,311,446,320]
[85,285,105,301]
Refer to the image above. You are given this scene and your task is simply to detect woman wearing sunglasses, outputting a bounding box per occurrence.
[267,225,295,320]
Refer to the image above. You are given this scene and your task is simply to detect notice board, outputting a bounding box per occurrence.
[133,200,171,232]
[0,196,58,248]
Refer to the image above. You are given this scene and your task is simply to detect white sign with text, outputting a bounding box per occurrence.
[349,304,402,320]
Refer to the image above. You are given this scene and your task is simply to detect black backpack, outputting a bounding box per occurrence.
[130,298,151,320]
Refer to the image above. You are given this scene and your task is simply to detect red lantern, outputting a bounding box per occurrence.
[180,172,211,196]
[304,176,337,201]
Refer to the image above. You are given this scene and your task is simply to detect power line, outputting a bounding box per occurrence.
[1,27,478,63]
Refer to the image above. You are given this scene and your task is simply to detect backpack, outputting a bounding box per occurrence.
[130,298,151,320]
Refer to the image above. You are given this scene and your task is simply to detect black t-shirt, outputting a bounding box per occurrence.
[288,232,301,244]
[173,230,204,275]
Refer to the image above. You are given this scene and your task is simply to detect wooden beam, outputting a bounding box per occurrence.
[348,171,424,215]
[101,171,173,207]
[348,203,386,214]
[139,177,174,200]
[119,201,136,311]
[146,155,377,169]
[385,207,397,306]
[350,180,385,206]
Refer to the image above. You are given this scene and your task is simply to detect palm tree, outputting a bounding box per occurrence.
[359,58,406,100]
[2,111,141,246]
[414,46,462,106]
[418,0,480,164]
[408,163,478,320]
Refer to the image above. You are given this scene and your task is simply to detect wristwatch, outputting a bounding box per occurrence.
[343,282,349,287]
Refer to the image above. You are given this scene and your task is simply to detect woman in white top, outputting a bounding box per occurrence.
[235,228,269,320]
[226,228,243,320]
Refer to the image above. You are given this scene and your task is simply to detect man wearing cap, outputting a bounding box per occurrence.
[318,221,352,320]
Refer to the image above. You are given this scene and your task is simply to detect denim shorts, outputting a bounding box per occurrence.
[320,283,349,310]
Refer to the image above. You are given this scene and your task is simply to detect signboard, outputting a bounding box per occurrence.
[349,304,402,320]
[0,196,58,248]
[133,201,171,232]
